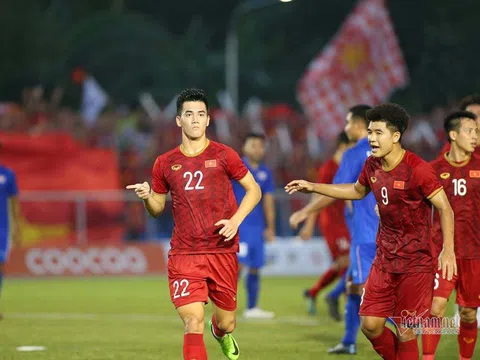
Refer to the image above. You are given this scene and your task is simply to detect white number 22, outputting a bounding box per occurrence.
[184,171,204,190]
[173,279,190,299]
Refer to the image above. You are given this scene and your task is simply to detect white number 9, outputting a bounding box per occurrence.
[381,186,389,205]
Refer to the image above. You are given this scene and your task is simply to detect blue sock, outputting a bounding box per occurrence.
[246,272,259,309]
[342,294,361,346]
[327,272,347,300]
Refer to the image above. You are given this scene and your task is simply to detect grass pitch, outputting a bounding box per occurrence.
[0,277,464,359]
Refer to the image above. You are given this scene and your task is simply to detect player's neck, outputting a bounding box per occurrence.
[381,145,405,172]
[447,144,471,163]
[180,135,209,156]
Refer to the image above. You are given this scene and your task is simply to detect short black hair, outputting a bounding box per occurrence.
[366,103,409,138]
[444,110,477,143]
[244,132,266,143]
[336,131,350,147]
[458,94,480,110]
[348,104,372,127]
[176,88,209,115]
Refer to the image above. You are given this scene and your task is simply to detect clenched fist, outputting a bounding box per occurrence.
[126,182,151,200]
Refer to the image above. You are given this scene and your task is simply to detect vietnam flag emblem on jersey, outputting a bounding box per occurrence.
[393,180,405,189]
[469,170,480,178]
[205,159,217,168]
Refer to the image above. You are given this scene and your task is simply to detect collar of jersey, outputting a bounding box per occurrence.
[179,139,210,157]
[444,151,471,167]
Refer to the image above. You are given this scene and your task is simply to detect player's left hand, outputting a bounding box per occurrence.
[438,248,457,281]
[284,180,314,194]
[263,228,275,242]
[215,219,239,241]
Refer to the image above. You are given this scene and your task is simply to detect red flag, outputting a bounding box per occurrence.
[297,0,408,140]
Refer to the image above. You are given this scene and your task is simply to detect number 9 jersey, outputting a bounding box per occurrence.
[151,140,248,255]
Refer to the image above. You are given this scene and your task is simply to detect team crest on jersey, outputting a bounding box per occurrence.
[205,159,217,168]
[440,172,450,179]
[171,164,182,171]
[469,170,480,178]
[393,181,405,190]
[370,177,377,183]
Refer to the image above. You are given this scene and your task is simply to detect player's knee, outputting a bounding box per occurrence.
[360,316,384,339]
[216,315,236,333]
[459,307,477,323]
[430,299,447,318]
[182,314,205,334]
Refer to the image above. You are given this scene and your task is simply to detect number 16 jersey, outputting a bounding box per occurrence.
[152,140,248,255]
[430,152,480,259]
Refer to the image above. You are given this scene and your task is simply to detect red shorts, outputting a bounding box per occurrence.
[359,264,434,322]
[433,258,480,307]
[324,231,350,260]
[168,253,238,311]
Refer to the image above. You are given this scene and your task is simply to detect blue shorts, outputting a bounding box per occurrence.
[0,233,10,263]
[348,243,376,285]
[238,227,264,269]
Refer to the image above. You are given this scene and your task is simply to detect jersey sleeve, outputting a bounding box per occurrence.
[151,156,169,194]
[262,168,275,194]
[7,170,18,196]
[357,161,371,187]
[414,162,443,199]
[225,147,248,181]
[333,150,362,184]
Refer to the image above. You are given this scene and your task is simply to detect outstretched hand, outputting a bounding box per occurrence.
[126,182,151,200]
[284,180,314,194]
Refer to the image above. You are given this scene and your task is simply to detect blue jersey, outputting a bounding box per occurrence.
[333,137,378,245]
[232,157,275,230]
[0,165,18,236]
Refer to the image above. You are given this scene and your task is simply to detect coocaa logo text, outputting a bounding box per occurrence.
[25,247,148,275]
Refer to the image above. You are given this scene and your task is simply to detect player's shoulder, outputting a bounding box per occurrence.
[429,152,446,169]
[404,150,429,170]
[208,140,235,154]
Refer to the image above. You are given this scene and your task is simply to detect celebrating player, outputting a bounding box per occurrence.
[422,111,479,360]
[127,88,261,360]
[285,103,456,360]
[0,145,21,320]
[290,105,379,355]
[232,133,276,319]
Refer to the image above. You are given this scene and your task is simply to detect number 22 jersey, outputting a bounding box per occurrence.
[152,140,248,255]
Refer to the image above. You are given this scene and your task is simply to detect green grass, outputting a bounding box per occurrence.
[0,277,468,359]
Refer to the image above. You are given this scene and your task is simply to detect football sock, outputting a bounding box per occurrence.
[368,326,398,360]
[422,316,442,358]
[397,338,418,360]
[342,294,361,345]
[246,272,259,309]
[308,267,338,298]
[211,315,226,338]
[327,271,347,300]
[183,333,207,360]
[458,320,477,359]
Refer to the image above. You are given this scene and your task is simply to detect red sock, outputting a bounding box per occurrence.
[183,333,207,360]
[397,338,418,360]
[308,267,339,297]
[211,315,226,338]
[422,316,442,358]
[458,320,478,359]
[368,326,398,360]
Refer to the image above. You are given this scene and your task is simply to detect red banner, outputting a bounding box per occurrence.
[0,131,124,245]
[5,244,166,276]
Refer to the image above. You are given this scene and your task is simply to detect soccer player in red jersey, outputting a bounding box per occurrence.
[285,103,457,360]
[439,94,480,155]
[291,131,353,318]
[422,111,480,360]
[127,88,261,360]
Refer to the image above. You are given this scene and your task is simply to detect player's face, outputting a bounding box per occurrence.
[176,101,210,140]
[465,104,480,145]
[243,137,265,163]
[367,121,400,158]
[452,118,478,153]
[344,112,361,141]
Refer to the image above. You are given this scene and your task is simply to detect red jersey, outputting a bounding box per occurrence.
[430,152,480,259]
[317,159,349,235]
[358,151,442,273]
[152,140,248,255]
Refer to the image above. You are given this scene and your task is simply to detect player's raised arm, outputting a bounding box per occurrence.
[428,189,457,280]
[285,180,368,200]
[126,182,167,218]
